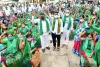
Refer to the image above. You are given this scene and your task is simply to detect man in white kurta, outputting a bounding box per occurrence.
[61,9,73,48]
[4,6,10,19]
[13,5,17,15]
[33,11,50,52]
[28,5,33,13]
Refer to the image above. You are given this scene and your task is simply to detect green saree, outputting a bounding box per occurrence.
[81,39,97,67]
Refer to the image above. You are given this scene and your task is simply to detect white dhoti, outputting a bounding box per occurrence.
[61,29,70,45]
[40,33,49,49]
[49,33,52,42]
[61,16,73,45]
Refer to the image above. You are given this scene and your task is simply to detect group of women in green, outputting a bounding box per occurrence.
[71,3,100,67]
[0,12,41,67]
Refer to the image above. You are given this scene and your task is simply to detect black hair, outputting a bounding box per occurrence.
[15,13,17,16]
[26,34,32,38]
[40,4,42,7]
[80,15,85,18]
[86,15,88,18]
[85,33,93,38]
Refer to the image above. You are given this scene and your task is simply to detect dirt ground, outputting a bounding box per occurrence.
[40,40,80,67]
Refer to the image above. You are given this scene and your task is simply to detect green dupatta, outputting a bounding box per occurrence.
[7,37,17,54]
[81,38,97,66]
[63,14,72,30]
[83,39,94,54]
[40,18,50,35]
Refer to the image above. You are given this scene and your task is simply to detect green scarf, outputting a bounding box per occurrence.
[7,38,17,54]
[82,38,94,55]
[40,18,50,35]
[52,18,61,33]
[63,15,72,30]
[23,39,31,58]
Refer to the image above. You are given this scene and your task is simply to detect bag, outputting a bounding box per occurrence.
[30,50,40,67]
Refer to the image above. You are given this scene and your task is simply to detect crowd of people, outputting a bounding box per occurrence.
[0,1,100,67]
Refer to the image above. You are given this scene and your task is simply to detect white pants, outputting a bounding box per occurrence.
[49,34,52,41]
[61,30,70,45]
[40,33,49,49]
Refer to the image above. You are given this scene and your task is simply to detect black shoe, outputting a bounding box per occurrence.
[57,47,60,51]
[46,47,50,50]
[53,47,56,51]
[42,49,45,52]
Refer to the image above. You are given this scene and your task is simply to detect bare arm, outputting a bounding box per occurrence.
[78,29,86,40]
[88,51,95,58]
[30,48,37,54]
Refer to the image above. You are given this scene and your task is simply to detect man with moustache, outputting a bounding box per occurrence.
[33,10,50,52]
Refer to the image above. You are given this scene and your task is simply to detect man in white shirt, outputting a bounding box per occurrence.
[51,11,63,51]
[61,9,73,49]
[28,4,32,13]
[4,6,11,20]
[17,6,22,14]
[13,5,17,15]
[33,10,50,52]
[22,4,26,13]
[94,5,99,12]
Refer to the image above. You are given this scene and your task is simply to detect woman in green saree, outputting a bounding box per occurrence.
[89,17,100,67]
[0,29,23,67]
[79,29,97,67]
[22,31,40,67]
[19,23,28,36]
[0,31,7,67]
